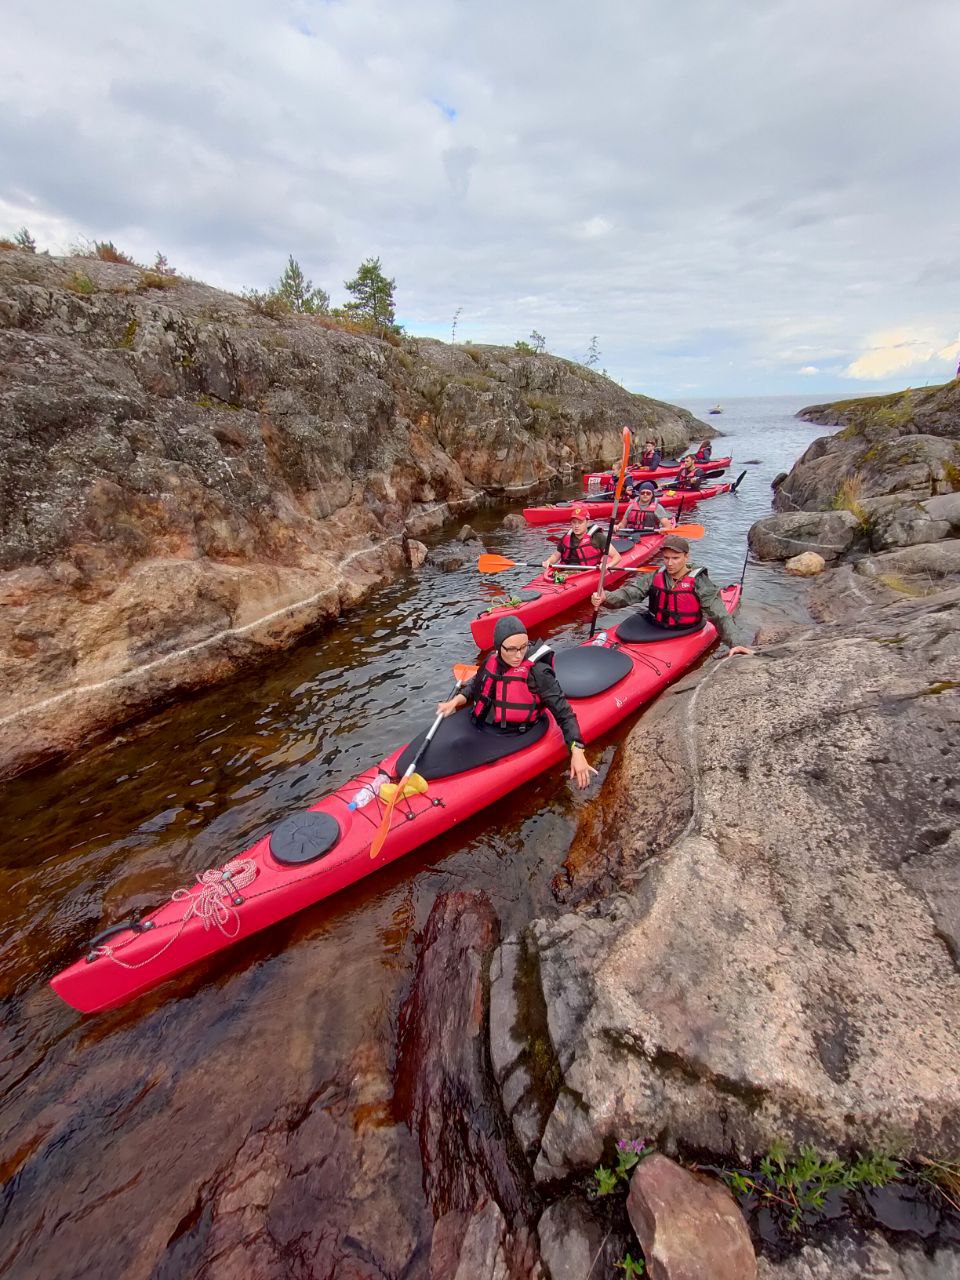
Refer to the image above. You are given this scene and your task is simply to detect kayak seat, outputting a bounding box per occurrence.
[553,645,633,698]
[616,611,706,644]
[394,712,551,781]
[270,810,341,865]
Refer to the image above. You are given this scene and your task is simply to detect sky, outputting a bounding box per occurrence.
[1,0,958,399]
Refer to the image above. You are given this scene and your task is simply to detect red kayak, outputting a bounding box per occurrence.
[470,533,664,650]
[50,588,740,1014]
[523,482,732,526]
[583,455,732,489]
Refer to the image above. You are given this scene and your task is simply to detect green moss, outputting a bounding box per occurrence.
[942,461,960,492]
[875,573,928,597]
[118,316,138,349]
[918,680,960,696]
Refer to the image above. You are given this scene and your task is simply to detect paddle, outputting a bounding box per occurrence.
[615,522,705,540]
[589,427,632,638]
[731,470,748,491]
[478,553,658,576]
[369,663,478,860]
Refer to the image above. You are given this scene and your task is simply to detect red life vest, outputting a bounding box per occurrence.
[648,568,704,628]
[674,465,703,491]
[695,445,711,461]
[623,501,660,532]
[640,450,659,467]
[558,528,603,567]
[471,651,545,730]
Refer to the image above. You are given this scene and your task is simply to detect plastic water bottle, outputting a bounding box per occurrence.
[591,630,608,647]
[348,772,389,810]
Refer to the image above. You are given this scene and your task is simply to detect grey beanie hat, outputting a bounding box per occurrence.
[493,614,528,650]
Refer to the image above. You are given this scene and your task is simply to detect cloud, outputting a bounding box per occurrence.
[799,366,820,375]
[0,0,958,395]
[844,328,959,380]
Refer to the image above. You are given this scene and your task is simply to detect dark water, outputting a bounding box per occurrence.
[0,399,827,1278]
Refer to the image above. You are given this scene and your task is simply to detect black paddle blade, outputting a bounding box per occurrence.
[731,470,748,492]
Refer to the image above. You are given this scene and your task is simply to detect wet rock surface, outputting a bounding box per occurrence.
[0,248,701,778]
[489,590,960,1182]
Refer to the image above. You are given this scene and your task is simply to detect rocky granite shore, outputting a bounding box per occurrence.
[0,247,703,779]
[387,385,960,1277]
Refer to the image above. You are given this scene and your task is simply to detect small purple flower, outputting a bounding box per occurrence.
[617,1139,629,1151]
[631,1138,646,1154]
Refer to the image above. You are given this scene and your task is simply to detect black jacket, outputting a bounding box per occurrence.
[462,649,583,746]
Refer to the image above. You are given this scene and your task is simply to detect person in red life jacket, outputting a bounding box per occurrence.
[436,615,598,788]
[541,505,621,575]
[671,454,705,491]
[616,484,672,534]
[591,534,754,658]
[692,439,712,462]
[637,439,661,471]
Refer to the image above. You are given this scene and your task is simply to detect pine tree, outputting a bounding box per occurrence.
[343,257,397,334]
[276,255,329,314]
[152,251,176,276]
[530,330,546,354]
[584,335,600,368]
[14,227,36,252]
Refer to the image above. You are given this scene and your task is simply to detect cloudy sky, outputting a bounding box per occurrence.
[2,0,958,398]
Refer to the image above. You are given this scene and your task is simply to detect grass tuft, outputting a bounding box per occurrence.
[65,270,95,295]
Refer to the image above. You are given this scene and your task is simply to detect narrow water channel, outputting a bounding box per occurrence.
[0,398,826,1277]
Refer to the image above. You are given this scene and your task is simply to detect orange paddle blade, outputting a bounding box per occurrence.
[612,427,632,504]
[369,796,396,860]
[477,553,515,574]
[672,523,705,539]
[452,663,478,684]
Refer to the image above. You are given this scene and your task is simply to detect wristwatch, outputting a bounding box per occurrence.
[569,740,584,752]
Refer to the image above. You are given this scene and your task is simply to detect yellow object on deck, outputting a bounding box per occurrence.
[378,774,428,803]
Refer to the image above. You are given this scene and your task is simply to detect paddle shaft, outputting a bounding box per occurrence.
[402,676,463,781]
[507,560,656,575]
[590,429,631,638]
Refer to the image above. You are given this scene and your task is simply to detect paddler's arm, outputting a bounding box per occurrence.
[437,671,479,717]
[530,664,596,789]
[591,570,656,612]
[694,571,755,657]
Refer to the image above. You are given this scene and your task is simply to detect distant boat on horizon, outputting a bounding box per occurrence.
[709,404,723,414]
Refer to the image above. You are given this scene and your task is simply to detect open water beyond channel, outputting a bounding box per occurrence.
[0,397,829,1277]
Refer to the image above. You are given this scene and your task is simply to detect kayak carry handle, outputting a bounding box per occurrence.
[86,914,155,962]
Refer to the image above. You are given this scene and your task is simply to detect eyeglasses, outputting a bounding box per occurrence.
[501,641,529,655]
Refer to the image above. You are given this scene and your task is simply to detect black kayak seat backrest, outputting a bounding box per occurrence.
[394,713,550,781]
[270,810,341,865]
[615,611,706,644]
[552,645,633,698]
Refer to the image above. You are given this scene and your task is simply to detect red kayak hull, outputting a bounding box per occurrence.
[583,455,732,489]
[50,588,739,1014]
[469,533,664,650]
[522,482,731,526]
